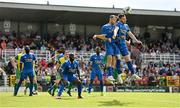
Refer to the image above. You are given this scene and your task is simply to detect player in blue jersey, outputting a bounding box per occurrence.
[88,47,104,96]
[14,46,36,96]
[113,14,142,81]
[93,15,118,83]
[56,54,83,99]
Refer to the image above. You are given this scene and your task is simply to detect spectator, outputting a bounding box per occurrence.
[1,40,7,49]
[7,57,16,75]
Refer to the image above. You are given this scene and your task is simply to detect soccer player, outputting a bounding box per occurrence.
[14,46,36,96]
[93,15,118,83]
[88,47,104,96]
[114,14,142,80]
[56,54,82,99]
[48,48,66,96]
[14,48,24,93]
[24,52,38,95]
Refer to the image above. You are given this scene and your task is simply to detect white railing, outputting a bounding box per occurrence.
[1,49,51,62]
[142,53,180,64]
[1,49,180,64]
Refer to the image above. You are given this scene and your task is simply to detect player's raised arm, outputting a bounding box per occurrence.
[127,31,142,44]
[93,34,108,41]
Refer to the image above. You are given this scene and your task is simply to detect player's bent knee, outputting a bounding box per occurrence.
[62,80,68,85]
[116,54,121,60]
[124,55,131,62]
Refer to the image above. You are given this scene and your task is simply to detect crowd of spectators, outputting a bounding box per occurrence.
[0,30,180,87]
[135,62,180,86]
[0,31,97,52]
[0,30,180,54]
[139,31,180,54]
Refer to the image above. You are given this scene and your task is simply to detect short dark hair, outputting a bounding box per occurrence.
[118,13,125,19]
[69,53,74,58]
[58,48,65,54]
[109,15,116,19]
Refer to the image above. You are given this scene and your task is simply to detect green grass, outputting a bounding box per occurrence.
[0,92,180,108]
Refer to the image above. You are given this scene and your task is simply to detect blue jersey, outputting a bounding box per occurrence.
[101,23,117,56]
[20,53,36,72]
[90,54,104,71]
[116,21,130,39]
[61,60,79,75]
[115,21,131,56]
[101,23,116,43]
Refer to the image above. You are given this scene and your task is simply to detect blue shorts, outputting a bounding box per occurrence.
[113,44,120,55]
[106,42,121,56]
[90,70,103,81]
[116,40,129,56]
[119,45,129,56]
[20,71,34,80]
[63,74,78,82]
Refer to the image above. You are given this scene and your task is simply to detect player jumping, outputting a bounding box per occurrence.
[93,15,118,84]
[114,14,142,81]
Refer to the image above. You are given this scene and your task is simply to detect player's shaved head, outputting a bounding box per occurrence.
[95,47,101,55]
[24,45,30,54]
[109,15,117,25]
[69,53,75,62]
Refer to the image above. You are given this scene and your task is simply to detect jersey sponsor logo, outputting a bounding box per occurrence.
[25,58,33,62]
[120,29,127,35]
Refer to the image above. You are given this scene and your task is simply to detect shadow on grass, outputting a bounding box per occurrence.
[12,95,25,97]
[98,99,133,107]
[54,97,76,100]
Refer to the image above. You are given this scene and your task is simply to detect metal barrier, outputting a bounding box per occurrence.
[1,49,180,64]
[1,49,51,62]
[142,53,180,64]
[65,51,180,64]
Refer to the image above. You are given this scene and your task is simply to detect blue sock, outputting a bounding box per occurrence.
[116,59,121,74]
[100,80,103,92]
[88,80,93,93]
[29,82,33,95]
[58,84,64,96]
[15,80,23,94]
[107,67,113,76]
[77,84,82,97]
[127,61,135,74]
[29,77,34,95]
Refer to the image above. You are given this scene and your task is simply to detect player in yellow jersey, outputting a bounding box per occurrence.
[48,48,67,96]
[14,48,24,92]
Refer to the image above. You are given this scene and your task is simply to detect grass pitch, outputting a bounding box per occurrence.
[0,92,180,108]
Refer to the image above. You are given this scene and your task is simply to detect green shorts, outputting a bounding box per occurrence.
[33,71,37,77]
[56,72,61,80]
[15,69,21,80]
